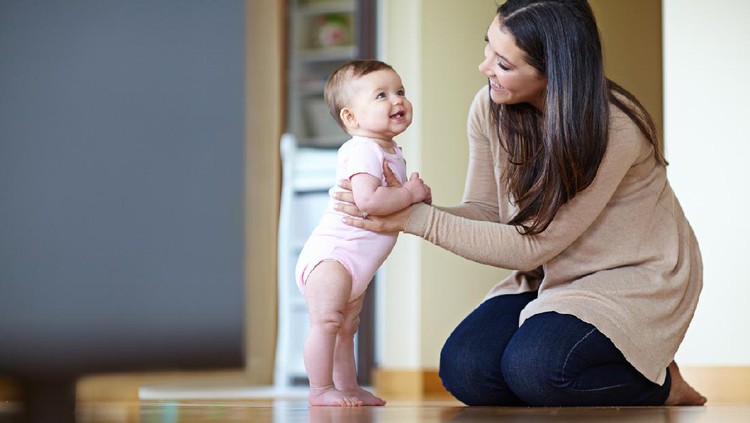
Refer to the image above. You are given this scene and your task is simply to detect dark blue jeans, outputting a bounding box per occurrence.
[439,292,671,406]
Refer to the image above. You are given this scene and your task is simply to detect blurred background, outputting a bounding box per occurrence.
[0,0,248,420]
[1,0,748,420]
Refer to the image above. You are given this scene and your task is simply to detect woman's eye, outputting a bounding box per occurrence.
[497,60,510,71]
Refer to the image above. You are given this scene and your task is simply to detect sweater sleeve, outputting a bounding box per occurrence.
[404,103,644,271]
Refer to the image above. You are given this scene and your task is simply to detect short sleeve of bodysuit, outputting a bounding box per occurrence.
[341,137,387,184]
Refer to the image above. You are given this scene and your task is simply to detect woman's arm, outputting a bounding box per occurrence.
[405,120,642,271]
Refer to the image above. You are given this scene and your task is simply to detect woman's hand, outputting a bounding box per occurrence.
[333,161,413,233]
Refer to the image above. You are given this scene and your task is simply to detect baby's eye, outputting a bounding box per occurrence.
[376,92,386,99]
[396,89,405,96]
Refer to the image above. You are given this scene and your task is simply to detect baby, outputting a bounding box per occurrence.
[295,60,431,406]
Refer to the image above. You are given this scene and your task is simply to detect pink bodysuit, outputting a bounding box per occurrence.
[295,136,408,302]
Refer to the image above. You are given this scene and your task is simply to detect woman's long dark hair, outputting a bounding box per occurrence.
[492,0,666,235]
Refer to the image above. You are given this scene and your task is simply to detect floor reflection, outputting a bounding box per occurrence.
[40,400,750,423]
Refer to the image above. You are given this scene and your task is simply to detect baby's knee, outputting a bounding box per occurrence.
[310,310,345,334]
[339,315,360,338]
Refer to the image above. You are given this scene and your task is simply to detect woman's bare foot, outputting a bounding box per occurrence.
[309,385,363,407]
[342,387,386,406]
[665,362,707,406]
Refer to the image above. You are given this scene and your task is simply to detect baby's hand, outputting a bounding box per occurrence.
[403,172,430,204]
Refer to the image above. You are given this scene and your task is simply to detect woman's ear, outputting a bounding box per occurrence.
[340,107,358,130]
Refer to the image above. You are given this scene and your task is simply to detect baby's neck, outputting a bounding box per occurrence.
[351,133,396,153]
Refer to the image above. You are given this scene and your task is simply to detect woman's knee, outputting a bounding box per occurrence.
[499,313,580,405]
[500,312,643,406]
[439,333,485,390]
[439,335,522,406]
[500,343,560,405]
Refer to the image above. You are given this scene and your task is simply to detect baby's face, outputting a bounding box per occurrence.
[345,69,412,141]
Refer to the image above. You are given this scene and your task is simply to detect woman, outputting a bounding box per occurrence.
[336,0,706,407]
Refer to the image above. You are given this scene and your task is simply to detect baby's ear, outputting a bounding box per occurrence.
[340,107,358,129]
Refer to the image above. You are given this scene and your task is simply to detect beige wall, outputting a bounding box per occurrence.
[377,0,663,371]
[245,0,283,384]
[590,0,663,138]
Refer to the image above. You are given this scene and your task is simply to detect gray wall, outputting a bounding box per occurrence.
[0,0,245,377]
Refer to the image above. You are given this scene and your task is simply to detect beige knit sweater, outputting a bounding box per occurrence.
[405,87,702,384]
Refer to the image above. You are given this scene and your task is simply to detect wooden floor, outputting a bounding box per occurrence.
[2,367,749,422]
[2,399,749,423]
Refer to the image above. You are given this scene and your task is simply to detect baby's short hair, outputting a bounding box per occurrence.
[324,60,395,132]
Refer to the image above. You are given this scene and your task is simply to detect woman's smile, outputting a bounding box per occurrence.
[489,79,505,91]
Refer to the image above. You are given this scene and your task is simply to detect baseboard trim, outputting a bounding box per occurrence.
[680,365,750,404]
[374,366,750,404]
[373,368,450,399]
[76,369,247,402]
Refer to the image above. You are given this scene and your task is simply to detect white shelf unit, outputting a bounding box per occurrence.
[275,134,339,388]
[287,0,361,148]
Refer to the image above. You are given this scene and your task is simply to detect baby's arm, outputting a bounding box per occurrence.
[349,169,430,216]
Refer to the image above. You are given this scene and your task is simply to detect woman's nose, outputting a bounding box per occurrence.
[478,56,492,74]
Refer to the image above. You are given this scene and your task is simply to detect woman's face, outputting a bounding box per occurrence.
[478,16,547,109]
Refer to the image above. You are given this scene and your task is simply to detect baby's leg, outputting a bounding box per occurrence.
[303,261,362,407]
[333,293,386,406]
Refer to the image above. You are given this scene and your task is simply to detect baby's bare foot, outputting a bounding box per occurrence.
[309,385,363,407]
[665,362,707,406]
[343,387,386,406]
